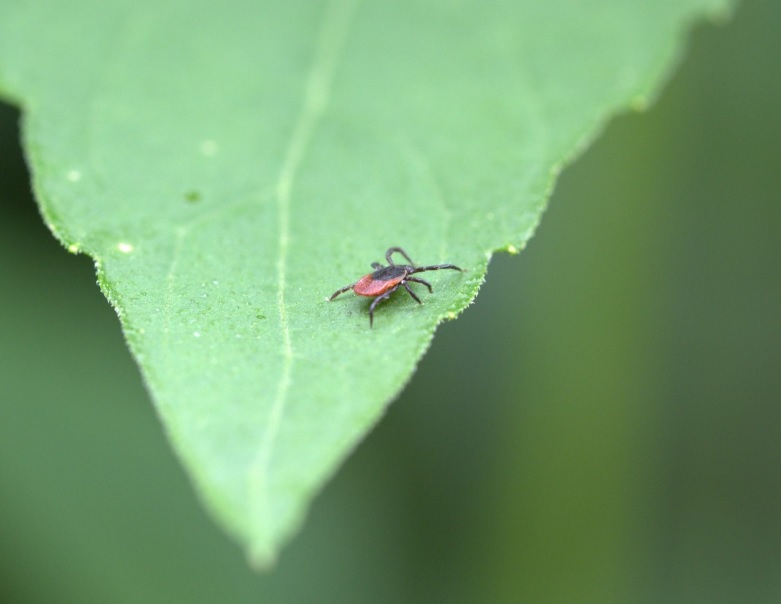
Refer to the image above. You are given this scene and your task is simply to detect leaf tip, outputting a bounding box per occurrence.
[247,540,278,572]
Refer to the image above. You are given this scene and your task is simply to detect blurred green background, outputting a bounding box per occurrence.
[2,1,780,602]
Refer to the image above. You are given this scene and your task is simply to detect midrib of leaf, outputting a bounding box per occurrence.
[247,0,360,565]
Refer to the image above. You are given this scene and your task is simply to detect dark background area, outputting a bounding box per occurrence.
[1,1,780,602]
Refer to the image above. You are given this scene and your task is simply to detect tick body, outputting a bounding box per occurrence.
[330,247,463,327]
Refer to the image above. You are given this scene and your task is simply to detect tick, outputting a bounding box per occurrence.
[329,246,463,327]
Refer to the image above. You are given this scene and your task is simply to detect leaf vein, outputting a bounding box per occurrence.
[247,0,360,564]
[161,226,187,354]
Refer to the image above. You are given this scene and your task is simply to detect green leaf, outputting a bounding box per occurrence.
[0,0,732,565]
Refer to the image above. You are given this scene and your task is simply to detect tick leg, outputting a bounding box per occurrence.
[371,262,383,269]
[368,284,400,328]
[402,281,422,304]
[405,277,432,293]
[410,264,462,273]
[385,247,415,267]
[329,283,355,300]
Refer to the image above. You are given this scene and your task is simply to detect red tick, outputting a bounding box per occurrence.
[329,247,463,327]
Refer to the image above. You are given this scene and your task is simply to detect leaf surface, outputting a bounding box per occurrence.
[0,0,731,565]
